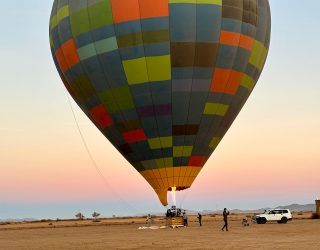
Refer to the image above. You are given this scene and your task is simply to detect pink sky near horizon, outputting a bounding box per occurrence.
[1,1,320,214]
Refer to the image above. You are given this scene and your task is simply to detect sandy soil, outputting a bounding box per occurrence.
[0,214,319,250]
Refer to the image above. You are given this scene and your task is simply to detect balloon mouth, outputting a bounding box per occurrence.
[168,186,189,191]
[155,187,190,207]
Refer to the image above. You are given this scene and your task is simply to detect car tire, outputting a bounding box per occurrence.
[277,221,282,224]
[281,217,288,224]
[260,218,267,224]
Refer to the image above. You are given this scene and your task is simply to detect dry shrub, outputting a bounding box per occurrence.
[311,213,319,219]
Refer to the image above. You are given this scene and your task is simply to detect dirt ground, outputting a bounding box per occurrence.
[0,214,319,250]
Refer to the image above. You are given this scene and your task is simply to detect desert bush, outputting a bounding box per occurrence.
[75,213,85,220]
[311,213,320,219]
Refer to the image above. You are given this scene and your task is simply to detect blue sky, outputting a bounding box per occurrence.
[1,1,320,219]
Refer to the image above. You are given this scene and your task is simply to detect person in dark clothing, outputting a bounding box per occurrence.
[197,212,202,226]
[221,208,230,231]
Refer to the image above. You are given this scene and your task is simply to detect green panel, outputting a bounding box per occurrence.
[209,137,221,149]
[204,103,229,116]
[88,0,113,30]
[70,9,90,37]
[148,136,173,149]
[169,0,222,4]
[160,136,173,148]
[249,40,268,70]
[98,86,134,112]
[173,146,193,157]
[241,74,255,91]
[156,158,173,168]
[123,58,149,85]
[146,55,171,82]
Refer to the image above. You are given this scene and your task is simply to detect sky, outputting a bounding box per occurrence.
[1,0,320,219]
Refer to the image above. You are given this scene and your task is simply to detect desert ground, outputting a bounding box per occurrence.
[0,213,319,250]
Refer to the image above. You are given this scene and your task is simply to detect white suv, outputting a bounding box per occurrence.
[254,209,292,224]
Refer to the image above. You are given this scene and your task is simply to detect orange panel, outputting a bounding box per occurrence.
[224,70,243,95]
[111,0,140,23]
[220,31,240,47]
[210,68,230,92]
[61,39,80,71]
[139,0,169,19]
[239,34,254,50]
[211,68,243,95]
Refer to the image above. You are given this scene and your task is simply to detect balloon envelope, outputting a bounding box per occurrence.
[49,0,271,206]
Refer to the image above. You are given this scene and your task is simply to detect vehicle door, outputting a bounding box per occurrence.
[269,210,276,221]
[274,210,282,221]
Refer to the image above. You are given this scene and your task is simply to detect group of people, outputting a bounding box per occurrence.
[149,207,231,230]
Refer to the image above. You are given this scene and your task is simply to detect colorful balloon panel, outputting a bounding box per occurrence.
[49,0,271,206]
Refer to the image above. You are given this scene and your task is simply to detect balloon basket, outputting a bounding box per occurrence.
[166,217,184,227]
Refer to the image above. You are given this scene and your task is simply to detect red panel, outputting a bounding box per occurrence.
[89,105,113,129]
[188,156,208,167]
[122,129,147,143]
[55,47,69,72]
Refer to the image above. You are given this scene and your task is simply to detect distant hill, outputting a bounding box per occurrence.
[0,218,37,223]
[275,203,315,212]
[193,203,316,215]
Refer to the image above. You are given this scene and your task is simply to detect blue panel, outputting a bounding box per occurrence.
[114,20,141,35]
[144,43,170,57]
[91,24,115,41]
[119,45,145,60]
[216,45,238,69]
[156,115,172,136]
[141,17,170,31]
[221,18,242,33]
[232,48,251,72]
[169,4,196,42]
[99,51,128,88]
[196,4,222,42]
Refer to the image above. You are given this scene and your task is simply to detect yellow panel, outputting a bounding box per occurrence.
[179,167,187,177]
[173,167,181,177]
[157,178,166,188]
[159,168,167,178]
[178,176,185,186]
[166,168,174,178]
[152,169,161,179]
[162,177,169,187]
[168,178,174,187]
[185,167,193,177]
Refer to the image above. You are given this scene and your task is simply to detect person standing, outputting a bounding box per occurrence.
[183,211,188,227]
[221,208,230,231]
[197,212,202,226]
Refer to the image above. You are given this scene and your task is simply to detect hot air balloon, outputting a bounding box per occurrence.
[49,0,271,206]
